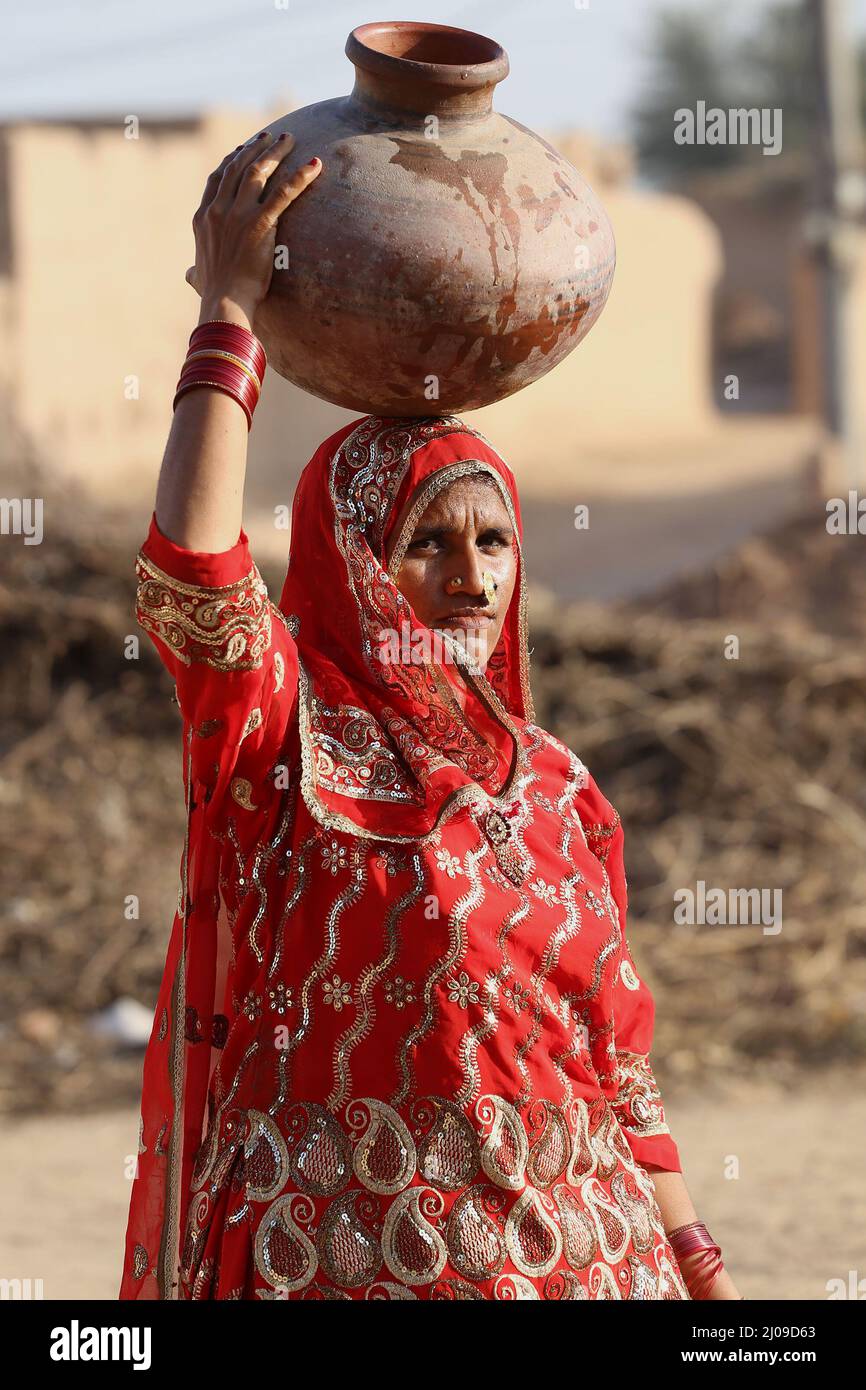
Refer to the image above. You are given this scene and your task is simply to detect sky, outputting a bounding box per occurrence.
[3,0,865,140]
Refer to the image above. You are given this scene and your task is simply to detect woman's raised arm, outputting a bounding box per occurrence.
[133,133,321,804]
[154,130,321,552]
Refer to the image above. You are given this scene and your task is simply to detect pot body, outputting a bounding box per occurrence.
[253,23,615,415]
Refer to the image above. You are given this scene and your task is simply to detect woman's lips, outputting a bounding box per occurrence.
[436,613,495,629]
[433,622,494,636]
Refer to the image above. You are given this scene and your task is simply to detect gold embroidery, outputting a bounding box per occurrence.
[612,1050,672,1139]
[240,708,263,742]
[255,1193,318,1293]
[348,1099,417,1195]
[382,1187,448,1285]
[455,891,530,1107]
[230,778,258,811]
[620,958,640,990]
[392,842,488,1105]
[182,1090,688,1300]
[582,811,621,866]
[513,864,584,1111]
[446,1186,507,1279]
[135,551,271,671]
[328,854,426,1111]
[244,1110,290,1203]
[284,1102,353,1196]
[414,1098,481,1190]
[273,650,285,693]
[317,1191,382,1288]
[277,860,367,1098]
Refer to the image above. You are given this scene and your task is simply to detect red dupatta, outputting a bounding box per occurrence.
[280,412,535,840]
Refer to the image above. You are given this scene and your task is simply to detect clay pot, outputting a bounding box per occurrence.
[254,20,615,416]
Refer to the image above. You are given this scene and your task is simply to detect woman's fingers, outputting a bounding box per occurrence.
[186,131,317,304]
[256,156,322,229]
[192,131,299,230]
[193,133,264,224]
[211,130,287,210]
[234,132,299,206]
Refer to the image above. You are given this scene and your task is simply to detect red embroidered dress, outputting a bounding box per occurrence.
[120,414,689,1301]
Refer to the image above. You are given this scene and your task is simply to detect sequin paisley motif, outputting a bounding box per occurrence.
[166,725,689,1302]
[180,1090,687,1300]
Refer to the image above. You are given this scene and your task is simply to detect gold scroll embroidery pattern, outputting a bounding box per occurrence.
[135,551,272,672]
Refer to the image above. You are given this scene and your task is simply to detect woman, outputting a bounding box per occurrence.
[120,131,742,1301]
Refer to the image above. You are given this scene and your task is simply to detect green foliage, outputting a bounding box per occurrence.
[632,1,866,184]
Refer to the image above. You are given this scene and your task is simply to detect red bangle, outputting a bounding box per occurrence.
[188,321,266,381]
[174,364,259,429]
[177,358,260,399]
[667,1221,724,1300]
[174,319,267,431]
[184,348,263,391]
[173,380,253,430]
[187,334,265,382]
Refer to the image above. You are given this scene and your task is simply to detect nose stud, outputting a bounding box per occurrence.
[445,573,498,600]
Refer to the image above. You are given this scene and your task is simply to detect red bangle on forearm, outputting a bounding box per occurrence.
[188,321,266,381]
[667,1221,725,1300]
[173,319,267,431]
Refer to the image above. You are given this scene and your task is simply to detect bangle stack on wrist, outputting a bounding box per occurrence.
[667,1220,725,1300]
[173,320,267,430]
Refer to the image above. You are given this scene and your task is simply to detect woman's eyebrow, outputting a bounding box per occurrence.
[409,524,449,540]
[409,521,514,540]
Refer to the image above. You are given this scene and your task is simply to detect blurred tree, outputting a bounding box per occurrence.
[631,11,743,179]
[632,1,866,184]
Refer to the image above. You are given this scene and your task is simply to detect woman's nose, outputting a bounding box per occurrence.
[445,551,486,595]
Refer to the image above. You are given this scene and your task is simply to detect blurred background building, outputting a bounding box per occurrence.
[0,98,847,597]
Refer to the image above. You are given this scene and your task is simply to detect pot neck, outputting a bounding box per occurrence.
[348,71,498,121]
[345,22,509,123]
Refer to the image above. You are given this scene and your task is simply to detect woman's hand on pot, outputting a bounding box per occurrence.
[185,131,322,328]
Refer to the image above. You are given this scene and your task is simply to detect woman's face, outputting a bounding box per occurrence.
[388,474,518,668]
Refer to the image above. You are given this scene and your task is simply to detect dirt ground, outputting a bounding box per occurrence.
[1,1069,862,1301]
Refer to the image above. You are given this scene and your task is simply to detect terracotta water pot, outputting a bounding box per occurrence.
[253,20,615,416]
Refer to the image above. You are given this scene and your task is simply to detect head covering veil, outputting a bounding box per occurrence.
[278,413,535,842]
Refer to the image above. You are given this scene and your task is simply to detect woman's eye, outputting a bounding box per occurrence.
[408,536,439,554]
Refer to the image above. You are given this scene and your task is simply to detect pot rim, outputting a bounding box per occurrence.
[346,20,509,90]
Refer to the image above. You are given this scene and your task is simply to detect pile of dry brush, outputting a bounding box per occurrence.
[1,488,865,1114]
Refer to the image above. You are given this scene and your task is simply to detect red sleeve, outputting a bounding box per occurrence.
[577,774,683,1174]
[134,511,299,808]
